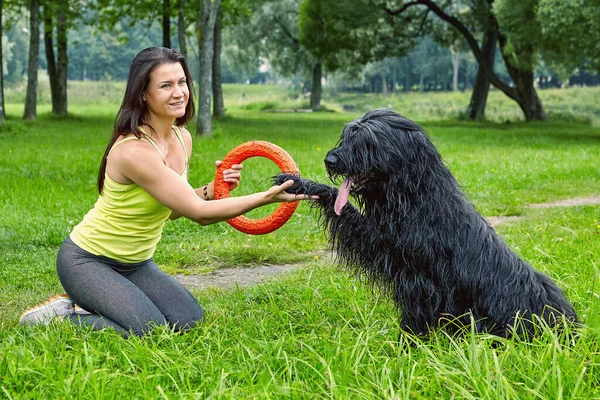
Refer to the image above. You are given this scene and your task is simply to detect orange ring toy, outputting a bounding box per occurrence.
[213,141,300,235]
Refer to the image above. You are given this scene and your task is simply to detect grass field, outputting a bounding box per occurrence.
[1,82,600,398]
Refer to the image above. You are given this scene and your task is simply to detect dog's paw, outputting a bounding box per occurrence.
[272,173,306,194]
[273,173,338,200]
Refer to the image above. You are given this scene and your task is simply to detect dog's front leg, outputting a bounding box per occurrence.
[273,173,338,202]
[273,172,365,232]
[273,173,362,218]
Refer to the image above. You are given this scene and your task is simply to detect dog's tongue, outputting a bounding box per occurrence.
[334,178,352,216]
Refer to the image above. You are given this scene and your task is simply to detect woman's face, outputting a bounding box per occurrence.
[144,62,189,121]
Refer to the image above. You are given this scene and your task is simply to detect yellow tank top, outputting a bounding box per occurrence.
[70,126,188,264]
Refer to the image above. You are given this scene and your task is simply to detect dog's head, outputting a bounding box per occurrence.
[325,108,441,215]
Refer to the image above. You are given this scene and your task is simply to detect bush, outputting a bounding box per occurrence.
[241,101,279,111]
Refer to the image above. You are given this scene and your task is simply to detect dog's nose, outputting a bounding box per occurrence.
[324,153,338,168]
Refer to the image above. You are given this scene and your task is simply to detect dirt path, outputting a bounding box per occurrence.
[486,195,600,227]
[177,195,600,289]
[174,263,302,289]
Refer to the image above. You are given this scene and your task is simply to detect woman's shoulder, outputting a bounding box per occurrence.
[111,132,160,159]
[175,125,193,149]
[175,125,192,140]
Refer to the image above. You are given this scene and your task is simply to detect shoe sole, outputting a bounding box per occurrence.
[19,294,75,325]
[74,305,92,315]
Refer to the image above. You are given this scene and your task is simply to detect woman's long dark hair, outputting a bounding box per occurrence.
[97,47,196,194]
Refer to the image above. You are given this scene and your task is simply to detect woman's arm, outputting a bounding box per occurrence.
[168,185,205,221]
[169,163,242,220]
[116,143,305,225]
[167,127,245,221]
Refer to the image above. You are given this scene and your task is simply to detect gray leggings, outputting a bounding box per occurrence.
[56,237,204,337]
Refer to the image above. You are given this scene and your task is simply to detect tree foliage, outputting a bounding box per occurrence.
[536,0,600,74]
[298,0,418,74]
[493,0,539,70]
[2,0,600,122]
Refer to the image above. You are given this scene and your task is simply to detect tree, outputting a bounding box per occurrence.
[212,5,225,117]
[93,0,181,50]
[177,0,187,57]
[464,17,496,120]
[162,0,171,48]
[364,60,395,93]
[225,0,320,108]
[298,0,327,109]
[67,23,160,81]
[378,0,548,121]
[24,0,40,120]
[427,0,497,120]
[299,0,417,109]
[0,0,5,124]
[196,0,221,135]
[42,0,70,116]
[535,0,600,74]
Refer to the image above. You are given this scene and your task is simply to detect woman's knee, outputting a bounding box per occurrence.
[126,313,169,336]
[169,302,205,332]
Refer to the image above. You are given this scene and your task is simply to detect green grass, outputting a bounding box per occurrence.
[1,83,600,398]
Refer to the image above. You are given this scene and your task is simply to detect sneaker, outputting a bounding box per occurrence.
[74,304,92,315]
[19,294,75,325]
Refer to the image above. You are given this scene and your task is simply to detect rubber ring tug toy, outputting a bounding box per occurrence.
[213,141,300,235]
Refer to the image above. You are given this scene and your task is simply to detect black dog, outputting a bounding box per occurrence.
[276,108,578,338]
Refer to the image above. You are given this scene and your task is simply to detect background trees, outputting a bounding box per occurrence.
[1,0,599,126]
[23,0,39,120]
[196,0,221,135]
[535,0,600,74]
[0,0,5,124]
[297,0,416,110]
[42,0,76,117]
[225,0,317,106]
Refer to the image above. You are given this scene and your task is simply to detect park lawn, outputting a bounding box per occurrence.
[0,87,600,398]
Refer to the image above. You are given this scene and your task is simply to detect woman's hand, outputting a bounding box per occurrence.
[265,180,318,204]
[215,160,243,191]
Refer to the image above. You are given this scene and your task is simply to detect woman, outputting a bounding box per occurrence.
[19,47,311,337]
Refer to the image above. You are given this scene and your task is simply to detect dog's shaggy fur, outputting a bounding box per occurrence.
[276,108,578,338]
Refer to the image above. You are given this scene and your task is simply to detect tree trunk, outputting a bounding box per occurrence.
[0,0,5,124]
[55,0,68,116]
[178,0,186,58]
[466,23,497,121]
[497,35,547,121]
[391,64,396,93]
[451,49,460,91]
[24,0,41,120]
[404,59,411,92]
[212,6,225,118]
[163,0,171,48]
[196,0,221,135]
[43,6,59,114]
[381,72,387,95]
[511,69,547,121]
[310,62,322,111]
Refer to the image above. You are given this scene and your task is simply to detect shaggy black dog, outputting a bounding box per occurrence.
[275,108,578,338]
